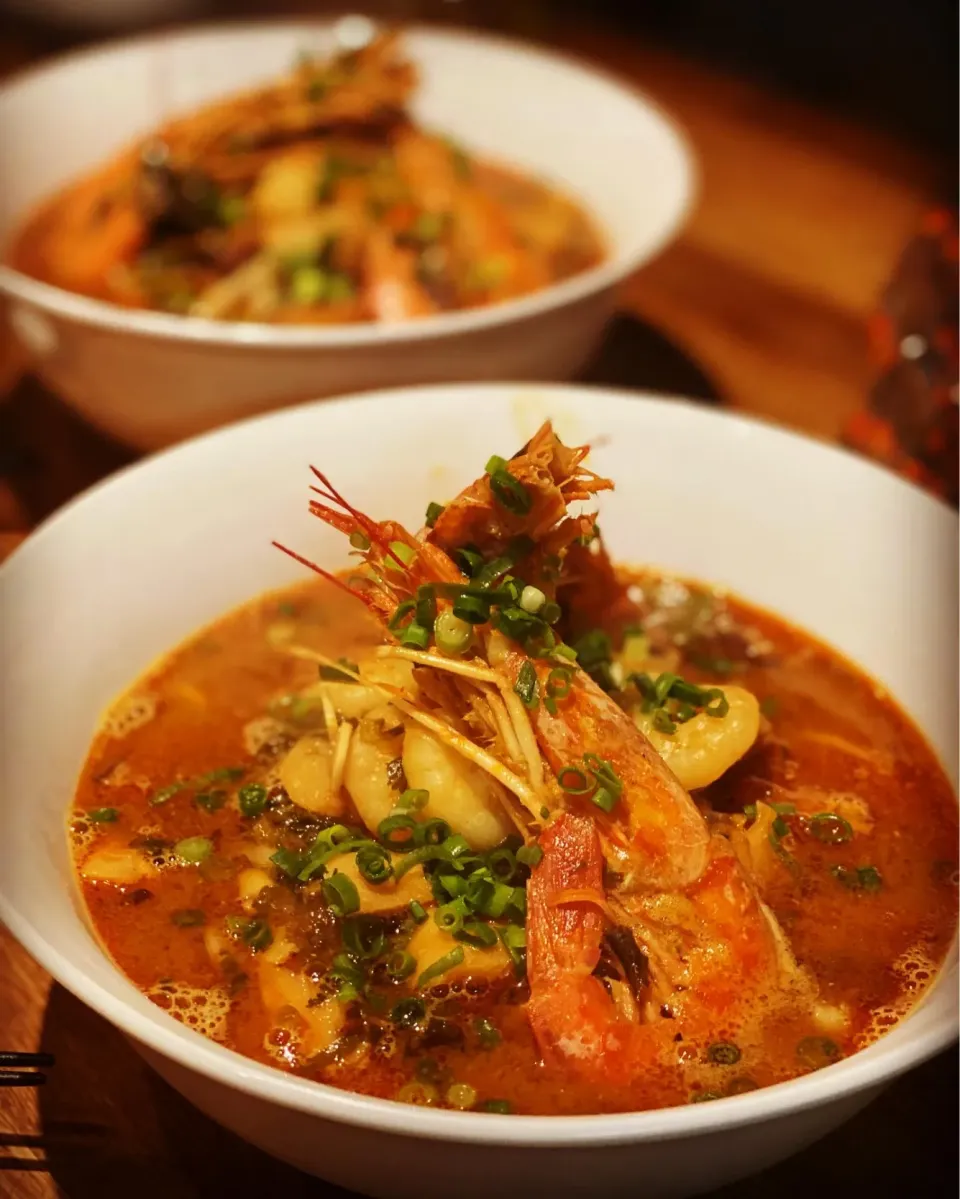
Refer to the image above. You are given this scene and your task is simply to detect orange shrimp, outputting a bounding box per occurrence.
[426,420,613,586]
[527,812,807,1084]
[41,158,146,297]
[362,226,437,322]
[494,639,709,892]
[277,425,810,1082]
[526,811,660,1081]
[392,128,551,303]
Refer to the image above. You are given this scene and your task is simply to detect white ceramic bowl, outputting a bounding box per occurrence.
[0,384,956,1199]
[0,23,693,450]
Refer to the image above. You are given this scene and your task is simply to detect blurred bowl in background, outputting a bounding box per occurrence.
[0,22,695,450]
[0,0,202,33]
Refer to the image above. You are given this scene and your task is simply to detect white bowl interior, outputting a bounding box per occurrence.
[0,23,691,273]
[0,385,956,1147]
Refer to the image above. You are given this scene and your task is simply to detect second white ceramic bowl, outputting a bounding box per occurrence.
[0,22,693,449]
[0,384,955,1198]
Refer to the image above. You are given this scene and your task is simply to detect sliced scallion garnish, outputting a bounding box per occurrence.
[323,871,361,917]
[88,807,118,823]
[417,945,465,989]
[513,660,539,709]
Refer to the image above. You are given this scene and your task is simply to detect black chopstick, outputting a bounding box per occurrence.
[0,1072,48,1088]
[0,1053,55,1069]
[0,1051,55,1088]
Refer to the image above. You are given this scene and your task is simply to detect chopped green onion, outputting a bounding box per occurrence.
[434,611,473,656]
[703,688,730,718]
[297,826,373,881]
[171,909,206,928]
[196,766,246,786]
[413,211,446,242]
[707,1041,741,1066]
[270,847,304,878]
[392,842,460,881]
[409,900,428,923]
[486,462,532,516]
[415,585,437,629]
[218,194,246,226]
[808,813,854,845]
[389,599,416,630]
[326,274,355,302]
[356,844,394,885]
[149,781,187,807]
[514,660,539,709]
[391,997,426,1026]
[342,915,386,960]
[455,546,484,577]
[174,836,213,865]
[653,707,677,736]
[238,783,268,818]
[519,585,546,614]
[386,951,416,981]
[417,946,465,989]
[385,541,416,574]
[540,600,562,626]
[378,813,419,851]
[479,1098,513,1114]
[88,807,118,823]
[573,629,615,691]
[546,666,573,705]
[831,864,882,892]
[416,818,451,847]
[290,265,328,305]
[498,925,527,977]
[456,920,498,948]
[194,789,227,813]
[557,766,591,794]
[516,844,543,869]
[486,848,518,883]
[796,1036,840,1070]
[425,501,445,527]
[323,872,360,917]
[452,594,491,625]
[590,788,618,813]
[226,916,273,952]
[446,1082,478,1110]
[398,788,430,811]
[399,621,431,649]
[474,1017,502,1049]
[435,898,468,934]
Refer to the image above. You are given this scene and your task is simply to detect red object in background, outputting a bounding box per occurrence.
[843,209,959,505]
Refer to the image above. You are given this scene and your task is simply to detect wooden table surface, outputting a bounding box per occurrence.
[0,16,956,1199]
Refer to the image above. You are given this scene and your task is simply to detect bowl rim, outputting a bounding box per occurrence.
[0,17,696,349]
[1,382,957,1146]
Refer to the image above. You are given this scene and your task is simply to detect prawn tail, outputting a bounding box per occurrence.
[526,812,614,1069]
[526,813,658,1081]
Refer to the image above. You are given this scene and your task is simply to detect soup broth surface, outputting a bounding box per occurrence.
[70,572,958,1115]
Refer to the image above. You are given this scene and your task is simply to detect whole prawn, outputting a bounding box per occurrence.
[277,421,813,1087]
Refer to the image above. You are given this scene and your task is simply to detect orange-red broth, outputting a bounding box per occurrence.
[69,575,958,1115]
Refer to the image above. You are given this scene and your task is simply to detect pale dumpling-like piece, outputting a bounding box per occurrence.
[402,725,512,851]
